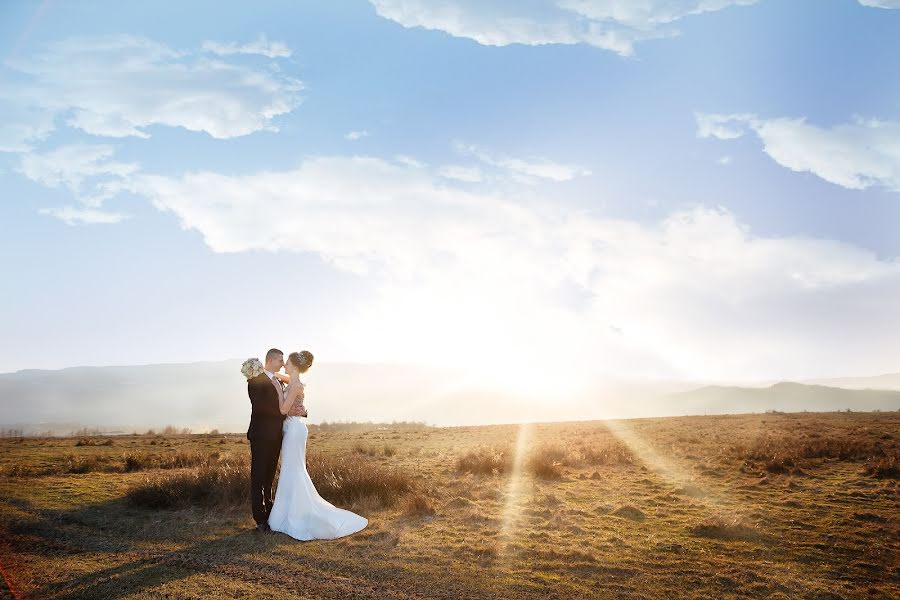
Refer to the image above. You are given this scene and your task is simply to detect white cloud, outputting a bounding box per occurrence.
[122,154,900,382]
[17,143,136,224]
[695,111,755,140]
[128,156,536,278]
[696,112,900,192]
[4,34,302,140]
[0,102,56,152]
[17,144,138,206]
[38,206,126,225]
[344,130,371,141]
[369,0,759,56]
[455,142,591,183]
[437,164,483,182]
[369,1,895,55]
[857,1,900,8]
[394,154,427,168]
[201,34,292,58]
[717,155,733,165]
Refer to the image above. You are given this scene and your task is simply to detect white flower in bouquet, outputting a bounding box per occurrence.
[241,357,264,380]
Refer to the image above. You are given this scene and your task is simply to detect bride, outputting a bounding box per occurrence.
[268,350,368,540]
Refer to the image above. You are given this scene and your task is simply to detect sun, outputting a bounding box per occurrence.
[465,350,587,408]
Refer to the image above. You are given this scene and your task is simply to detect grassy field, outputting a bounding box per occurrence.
[0,411,897,599]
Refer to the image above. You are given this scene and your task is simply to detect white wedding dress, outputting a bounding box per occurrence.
[267,381,368,540]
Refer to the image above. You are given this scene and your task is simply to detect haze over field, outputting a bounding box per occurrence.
[2,361,899,433]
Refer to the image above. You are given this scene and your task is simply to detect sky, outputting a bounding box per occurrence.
[1,0,899,389]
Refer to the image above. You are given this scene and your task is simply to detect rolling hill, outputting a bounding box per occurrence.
[1,362,898,434]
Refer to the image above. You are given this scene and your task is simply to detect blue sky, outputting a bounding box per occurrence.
[1,0,899,385]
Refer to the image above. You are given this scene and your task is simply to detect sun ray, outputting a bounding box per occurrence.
[600,418,757,520]
[497,421,533,552]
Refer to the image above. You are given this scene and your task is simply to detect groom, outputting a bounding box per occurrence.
[247,348,287,533]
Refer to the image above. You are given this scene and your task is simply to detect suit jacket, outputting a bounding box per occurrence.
[247,373,286,441]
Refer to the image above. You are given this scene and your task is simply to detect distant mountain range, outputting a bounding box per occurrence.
[666,381,900,415]
[1,361,898,434]
[802,372,900,390]
[0,360,467,434]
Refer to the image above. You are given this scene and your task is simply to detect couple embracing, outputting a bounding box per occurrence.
[243,348,367,540]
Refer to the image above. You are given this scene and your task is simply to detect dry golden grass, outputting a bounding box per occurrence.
[74,438,114,447]
[2,449,220,477]
[456,445,513,475]
[0,411,897,599]
[125,455,249,509]
[865,455,899,479]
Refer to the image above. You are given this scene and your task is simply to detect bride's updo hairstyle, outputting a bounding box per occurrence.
[288,350,314,373]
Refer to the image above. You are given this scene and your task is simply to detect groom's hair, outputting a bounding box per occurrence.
[265,348,284,362]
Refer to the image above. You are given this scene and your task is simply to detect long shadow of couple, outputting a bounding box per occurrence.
[0,495,305,599]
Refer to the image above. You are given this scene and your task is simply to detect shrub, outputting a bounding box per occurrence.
[157,451,213,469]
[127,452,416,510]
[864,454,899,479]
[581,442,634,465]
[121,451,211,472]
[127,456,248,509]
[401,491,435,517]
[63,453,115,474]
[562,442,634,467]
[307,452,415,508]
[123,452,150,472]
[737,434,889,474]
[539,445,568,463]
[2,450,224,478]
[75,438,114,447]
[2,464,34,477]
[352,443,377,457]
[455,446,512,475]
[455,443,624,479]
[525,450,564,480]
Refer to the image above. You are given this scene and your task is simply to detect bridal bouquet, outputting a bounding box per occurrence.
[241,357,264,380]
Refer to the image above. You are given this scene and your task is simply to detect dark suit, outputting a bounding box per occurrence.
[247,372,285,526]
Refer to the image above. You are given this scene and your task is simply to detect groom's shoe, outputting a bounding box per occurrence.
[255,523,271,534]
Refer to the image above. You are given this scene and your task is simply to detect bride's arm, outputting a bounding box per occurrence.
[274,372,290,384]
[286,384,307,417]
[286,400,307,417]
[279,383,305,415]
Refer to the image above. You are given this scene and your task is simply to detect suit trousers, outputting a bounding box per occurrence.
[249,435,282,525]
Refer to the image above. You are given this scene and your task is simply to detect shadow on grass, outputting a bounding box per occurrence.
[0,496,292,600]
[0,495,482,600]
